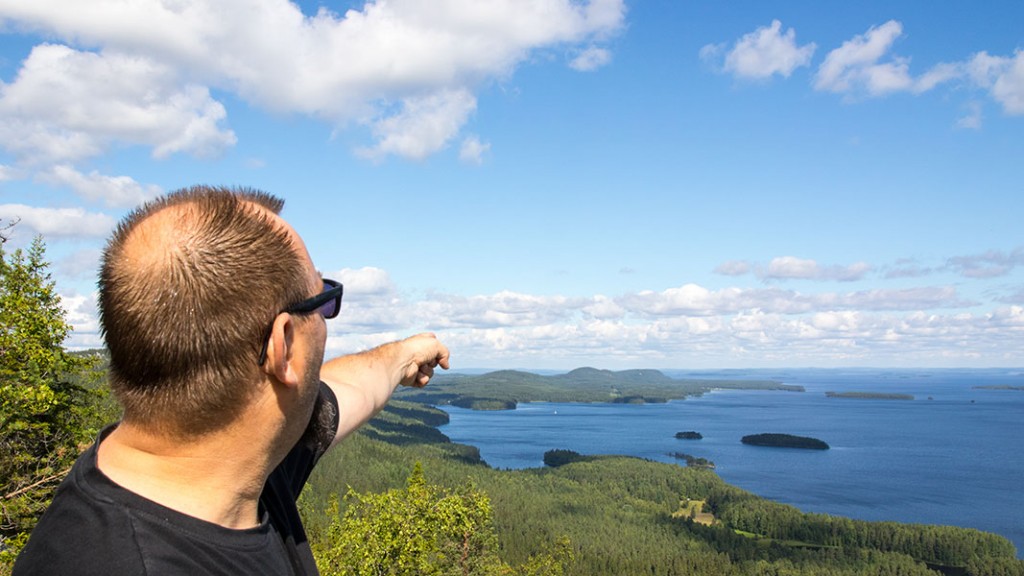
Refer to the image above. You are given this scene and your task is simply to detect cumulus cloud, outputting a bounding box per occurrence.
[0,0,625,163]
[966,50,1024,115]
[459,135,490,165]
[618,284,967,318]
[569,45,612,71]
[813,20,960,97]
[703,18,1024,121]
[761,256,871,282]
[947,248,1024,279]
[814,20,907,94]
[711,20,816,80]
[356,89,478,161]
[0,204,115,238]
[38,164,161,208]
[0,44,236,165]
[884,259,936,279]
[714,260,751,276]
[334,266,398,297]
[59,257,1022,367]
[419,290,583,329]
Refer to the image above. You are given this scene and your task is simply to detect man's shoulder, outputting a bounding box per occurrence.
[14,457,145,575]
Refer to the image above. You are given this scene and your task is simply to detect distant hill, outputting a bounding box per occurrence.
[396,367,803,409]
[826,391,914,400]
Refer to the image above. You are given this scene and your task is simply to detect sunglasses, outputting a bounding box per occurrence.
[258,278,343,365]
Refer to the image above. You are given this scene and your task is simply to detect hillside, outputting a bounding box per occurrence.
[394,367,804,409]
[300,398,1023,576]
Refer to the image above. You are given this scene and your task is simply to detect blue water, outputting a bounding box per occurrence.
[437,369,1024,557]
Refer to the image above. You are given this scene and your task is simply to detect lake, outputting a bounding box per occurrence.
[437,368,1024,558]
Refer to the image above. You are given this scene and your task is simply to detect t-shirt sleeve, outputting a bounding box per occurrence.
[271,381,339,499]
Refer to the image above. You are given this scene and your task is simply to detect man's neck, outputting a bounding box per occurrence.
[96,421,278,529]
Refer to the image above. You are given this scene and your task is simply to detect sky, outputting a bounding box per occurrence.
[0,0,1022,370]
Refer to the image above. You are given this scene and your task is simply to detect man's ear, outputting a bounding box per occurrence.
[263,313,300,388]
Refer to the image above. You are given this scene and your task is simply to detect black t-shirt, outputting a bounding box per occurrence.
[13,383,339,576]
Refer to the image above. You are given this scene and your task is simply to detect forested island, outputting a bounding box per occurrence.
[741,433,831,450]
[826,391,915,400]
[675,431,703,440]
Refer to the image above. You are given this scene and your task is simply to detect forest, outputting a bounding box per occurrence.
[3,237,1023,575]
[297,399,1023,576]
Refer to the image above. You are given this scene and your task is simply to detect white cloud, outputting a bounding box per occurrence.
[0,44,236,165]
[356,89,478,161]
[967,50,1024,115]
[38,164,161,208]
[813,20,960,97]
[59,259,1022,367]
[815,20,913,95]
[0,0,625,161]
[569,45,612,71]
[618,283,966,318]
[334,266,397,297]
[947,248,1024,279]
[763,256,820,280]
[55,248,104,280]
[956,101,984,130]
[719,20,816,80]
[761,256,871,282]
[714,260,751,276]
[0,203,115,238]
[582,295,625,320]
[459,135,490,165]
[420,290,582,329]
[703,19,1022,120]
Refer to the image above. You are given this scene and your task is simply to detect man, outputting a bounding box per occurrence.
[14,185,450,575]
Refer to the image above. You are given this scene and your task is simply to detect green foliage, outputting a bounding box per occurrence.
[300,392,1023,576]
[309,463,572,576]
[395,368,801,408]
[0,235,104,565]
[542,450,593,468]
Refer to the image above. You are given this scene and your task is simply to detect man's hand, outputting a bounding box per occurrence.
[398,333,450,388]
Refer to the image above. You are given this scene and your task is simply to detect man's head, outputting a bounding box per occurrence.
[99,185,314,436]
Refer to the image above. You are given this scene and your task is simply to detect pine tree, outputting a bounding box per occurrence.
[0,234,101,565]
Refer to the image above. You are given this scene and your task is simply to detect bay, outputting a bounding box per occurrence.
[437,368,1024,558]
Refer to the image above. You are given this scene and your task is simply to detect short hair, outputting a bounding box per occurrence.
[99,185,310,436]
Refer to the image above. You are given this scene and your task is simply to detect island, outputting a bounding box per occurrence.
[972,385,1024,391]
[825,391,914,400]
[675,431,703,440]
[741,433,830,450]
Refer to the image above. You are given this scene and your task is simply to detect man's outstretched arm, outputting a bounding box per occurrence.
[319,333,450,447]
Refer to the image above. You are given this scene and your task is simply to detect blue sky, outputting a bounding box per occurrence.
[1,0,1022,369]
